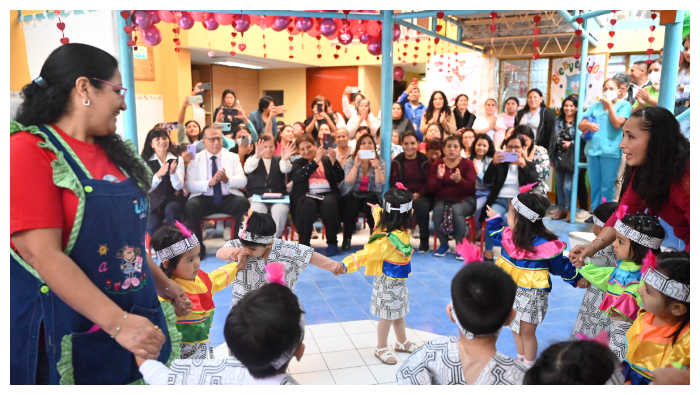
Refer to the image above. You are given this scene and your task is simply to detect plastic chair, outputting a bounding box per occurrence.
[433,217,477,251]
[202,213,235,241]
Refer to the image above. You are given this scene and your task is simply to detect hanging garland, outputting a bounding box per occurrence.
[532,11,541,59]
[646,13,658,64]
[54,10,69,44]
[573,11,583,60]
[608,10,617,49]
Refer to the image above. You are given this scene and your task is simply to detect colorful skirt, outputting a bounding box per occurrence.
[569,286,612,340]
[508,288,549,333]
[370,274,409,320]
[609,319,632,362]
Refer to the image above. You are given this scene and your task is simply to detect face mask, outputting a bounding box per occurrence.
[649,71,661,85]
[604,89,618,101]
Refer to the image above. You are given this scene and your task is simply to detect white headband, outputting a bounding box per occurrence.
[239,231,274,245]
[511,196,541,222]
[643,269,690,303]
[155,234,199,262]
[385,200,412,213]
[613,220,663,249]
[450,302,502,340]
[592,215,606,228]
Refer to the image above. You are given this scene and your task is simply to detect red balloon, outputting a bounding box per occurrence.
[393,66,405,82]
[249,14,262,26]
[190,11,206,22]
[157,10,176,24]
[367,37,382,56]
[366,20,381,37]
[289,24,301,35]
[327,29,339,41]
[349,19,366,36]
[214,13,234,25]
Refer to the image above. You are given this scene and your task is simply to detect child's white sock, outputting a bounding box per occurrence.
[517,354,525,361]
[523,359,536,366]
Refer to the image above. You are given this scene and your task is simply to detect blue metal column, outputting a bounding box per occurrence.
[569,17,589,223]
[658,11,684,112]
[380,10,394,193]
[117,11,138,148]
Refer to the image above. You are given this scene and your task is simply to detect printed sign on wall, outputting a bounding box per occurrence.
[549,54,607,110]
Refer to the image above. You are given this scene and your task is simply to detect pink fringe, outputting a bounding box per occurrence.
[641,249,657,274]
[456,241,483,264]
[576,330,609,346]
[265,262,286,286]
[174,220,193,238]
[395,182,408,190]
[519,182,538,194]
[617,204,628,219]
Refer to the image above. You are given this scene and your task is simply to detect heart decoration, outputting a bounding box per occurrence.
[60,37,70,44]
[489,25,497,33]
[646,48,654,54]
[533,52,540,60]
[533,28,540,35]
[334,54,339,59]
[609,31,615,38]
[289,46,294,51]
[404,44,408,48]
[124,26,133,34]
[439,69,443,72]
[414,54,419,58]
[288,37,293,42]
[436,25,442,32]
[287,26,294,33]
[356,56,360,60]
[412,62,417,66]
[533,40,540,47]
[414,46,419,51]
[231,32,237,37]
[434,37,440,44]
[574,41,582,48]
[208,51,215,57]
[174,11,182,19]
[534,15,541,23]
[458,60,465,67]
[415,38,420,43]
[610,19,617,26]
[57,22,65,31]
[174,38,180,43]
[289,55,294,59]
[336,45,341,50]
[648,37,655,43]
[120,10,130,19]
[318,54,323,58]
[573,53,581,60]
[127,40,136,46]
[651,13,657,20]
[452,67,458,74]
[607,43,614,49]
[317,45,322,50]
[440,54,444,58]
[490,11,497,18]
[576,17,583,24]
[458,74,465,81]
[649,26,656,32]
[427,52,431,58]
[575,29,582,37]
[230,51,236,56]
[446,75,453,82]
[239,44,247,51]
[437,11,445,19]
[403,52,407,56]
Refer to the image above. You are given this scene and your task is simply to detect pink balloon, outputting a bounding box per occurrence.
[141,25,162,46]
[131,10,152,29]
[295,17,313,32]
[271,16,291,32]
[338,30,354,45]
[190,12,206,22]
[157,10,176,24]
[349,19,366,36]
[179,12,195,30]
[393,66,405,81]
[214,13,234,25]
[233,14,251,32]
[367,37,382,56]
[258,15,272,31]
[307,20,321,38]
[249,14,261,26]
[366,20,381,37]
[148,10,161,24]
[359,32,370,44]
[202,13,219,30]
[319,18,338,37]
[393,24,401,41]
[327,29,339,40]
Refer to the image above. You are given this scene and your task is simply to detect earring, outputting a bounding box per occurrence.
[83,99,90,106]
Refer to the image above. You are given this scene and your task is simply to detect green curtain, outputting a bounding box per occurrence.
[683,10,690,38]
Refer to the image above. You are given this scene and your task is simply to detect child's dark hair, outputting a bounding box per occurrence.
[451,263,517,335]
[511,193,559,253]
[152,224,193,278]
[240,212,276,248]
[225,283,304,379]
[378,188,414,234]
[654,251,690,344]
[619,213,665,264]
[523,340,619,385]
[592,201,619,224]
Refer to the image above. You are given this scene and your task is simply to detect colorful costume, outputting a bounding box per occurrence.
[487,215,581,333]
[161,264,238,359]
[578,260,642,361]
[343,207,413,320]
[140,359,299,385]
[622,311,690,385]
[570,244,617,340]
[396,337,527,385]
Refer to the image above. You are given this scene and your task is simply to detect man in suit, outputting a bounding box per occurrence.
[180,124,249,256]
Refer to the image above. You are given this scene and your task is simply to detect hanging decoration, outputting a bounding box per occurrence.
[489,11,497,51]
[316,35,322,59]
[172,11,182,53]
[230,28,238,57]
[413,37,420,67]
[573,11,583,60]
[532,11,541,59]
[646,13,657,64]
[288,25,295,59]
[120,11,136,47]
[54,10,69,44]
[334,44,341,59]
[608,10,617,49]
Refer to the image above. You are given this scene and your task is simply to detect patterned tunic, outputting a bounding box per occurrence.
[144,359,299,385]
[570,245,617,341]
[396,337,527,385]
[531,145,550,196]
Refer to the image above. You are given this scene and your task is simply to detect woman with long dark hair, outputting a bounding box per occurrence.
[177,82,204,144]
[511,125,551,197]
[213,88,243,129]
[496,96,520,148]
[10,43,191,384]
[514,89,556,156]
[570,107,690,266]
[675,34,690,139]
[453,93,476,134]
[419,90,457,137]
[392,102,415,136]
[550,95,578,221]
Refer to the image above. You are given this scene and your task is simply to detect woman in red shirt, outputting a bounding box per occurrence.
[428,135,477,259]
[570,107,690,266]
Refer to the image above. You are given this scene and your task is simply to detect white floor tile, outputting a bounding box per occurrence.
[412,329,443,343]
[292,370,336,385]
[368,363,402,384]
[314,335,356,353]
[391,343,424,362]
[356,347,385,366]
[212,343,232,359]
[303,338,320,355]
[288,353,328,374]
[340,320,377,335]
[381,382,398,385]
[322,349,366,370]
[330,366,378,385]
[307,322,345,338]
[348,332,379,349]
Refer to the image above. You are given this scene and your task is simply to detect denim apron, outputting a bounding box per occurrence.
[10,126,171,384]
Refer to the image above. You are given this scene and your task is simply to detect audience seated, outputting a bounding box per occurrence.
[230,126,257,167]
[397,80,427,139]
[346,99,380,138]
[473,98,500,143]
[425,137,444,162]
[342,86,365,119]
[418,122,445,152]
[213,89,245,131]
[249,96,277,138]
[334,127,354,167]
[460,129,476,158]
[391,130,403,159]
[348,125,370,153]
[305,95,338,142]
[325,98,347,129]
[420,91,457,137]
[275,124,295,156]
[392,102,415,136]
[178,82,204,144]
[452,93,476,135]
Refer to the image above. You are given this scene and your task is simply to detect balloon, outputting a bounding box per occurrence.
[271,16,291,32]
[393,24,401,41]
[131,10,152,29]
[319,18,338,37]
[338,30,354,45]
[202,13,219,30]
[233,14,251,32]
[327,29,339,40]
[289,24,301,36]
[179,12,195,29]
[307,19,321,38]
[257,15,270,31]
[393,66,405,82]
[214,12,234,25]
[140,25,162,46]
[248,14,261,26]
[295,17,313,32]
[367,37,382,56]
[158,10,176,23]
[190,12,206,22]
[366,20,381,37]
[148,10,161,24]
[359,32,370,44]
[349,19,366,36]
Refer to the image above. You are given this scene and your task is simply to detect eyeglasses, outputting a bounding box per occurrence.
[203,137,223,143]
[91,78,127,104]
[506,145,522,151]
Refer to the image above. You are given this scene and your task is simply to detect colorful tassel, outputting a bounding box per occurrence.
[456,241,483,264]
[641,249,658,274]
[601,197,607,203]
[617,204,628,219]
[265,262,286,286]
[174,220,193,238]
[395,182,408,190]
[576,330,609,346]
[519,182,538,194]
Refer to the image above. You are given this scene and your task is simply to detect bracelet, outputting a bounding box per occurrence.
[165,279,172,292]
[112,313,129,339]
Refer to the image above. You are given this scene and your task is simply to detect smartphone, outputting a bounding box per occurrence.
[200,83,212,90]
[501,152,519,162]
[274,105,287,114]
[188,95,203,104]
[261,192,283,199]
[162,121,179,130]
[358,150,376,160]
[411,78,418,85]
[316,102,323,114]
[351,87,359,93]
[216,122,231,132]
[187,144,197,157]
[222,108,239,118]
[306,193,324,200]
[239,135,249,148]
[322,134,333,149]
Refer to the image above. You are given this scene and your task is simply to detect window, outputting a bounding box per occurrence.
[606,55,627,80]
[498,59,550,111]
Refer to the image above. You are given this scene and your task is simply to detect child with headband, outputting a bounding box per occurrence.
[397,262,527,385]
[577,208,666,361]
[137,263,306,385]
[485,183,583,366]
[151,221,239,359]
[216,210,345,308]
[342,185,419,366]
[622,251,689,385]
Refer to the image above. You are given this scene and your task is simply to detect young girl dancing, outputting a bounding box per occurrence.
[152,222,239,359]
[485,184,582,366]
[570,201,619,340]
[342,186,418,365]
[577,209,665,361]
[216,210,345,307]
[622,251,690,385]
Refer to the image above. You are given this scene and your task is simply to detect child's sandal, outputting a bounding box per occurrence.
[374,348,397,365]
[394,339,418,353]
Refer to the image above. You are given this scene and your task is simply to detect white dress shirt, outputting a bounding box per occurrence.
[243,156,292,175]
[181,148,247,199]
[149,152,181,193]
[204,151,230,197]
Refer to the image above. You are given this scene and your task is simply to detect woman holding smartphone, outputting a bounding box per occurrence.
[340,134,386,251]
[213,89,245,129]
[178,82,205,144]
[305,96,338,142]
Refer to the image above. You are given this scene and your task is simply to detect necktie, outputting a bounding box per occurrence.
[211,156,222,205]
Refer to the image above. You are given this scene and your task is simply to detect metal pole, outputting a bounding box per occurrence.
[555,10,599,46]
[579,10,613,20]
[569,17,589,224]
[117,11,138,147]
[658,11,684,112]
[380,10,394,193]
[395,19,483,52]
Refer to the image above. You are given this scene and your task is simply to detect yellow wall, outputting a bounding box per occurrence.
[10,10,31,91]
[358,66,382,115]
[258,68,306,124]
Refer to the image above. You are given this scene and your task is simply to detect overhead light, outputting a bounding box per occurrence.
[214,61,264,70]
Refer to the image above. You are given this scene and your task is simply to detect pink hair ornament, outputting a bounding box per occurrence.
[519,182,538,194]
[641,249,658,274]
[456,241,483,264]
[576,330,609,346]
[239,208,256,239]
[395,182,408,190]
[265,262,286,286]
[174,220,193,238]
[616,204,628,219]
[601,197,607,203]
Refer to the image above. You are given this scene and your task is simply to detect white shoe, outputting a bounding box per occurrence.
[576,210,592,220]
[311,227,320,240]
